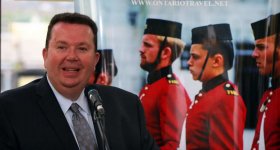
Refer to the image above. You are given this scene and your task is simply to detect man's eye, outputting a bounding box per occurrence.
[191,55,199,60]
[57,46,66,50]
[256,44,267,51]
[143,42,153,48]
[259,46,266,50]
[79,47,88,51]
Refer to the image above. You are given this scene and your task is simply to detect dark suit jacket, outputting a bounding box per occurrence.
[0,76,159,150]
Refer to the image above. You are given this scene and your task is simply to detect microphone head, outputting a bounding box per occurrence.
[88,89,98,96]
[86,88,105,115]
[87,89,102,103]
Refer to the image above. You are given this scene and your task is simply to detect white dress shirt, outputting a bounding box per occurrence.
[46,76,96,145]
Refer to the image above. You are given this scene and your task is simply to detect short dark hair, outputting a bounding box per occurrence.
[45,12,98,50]
[202,40,234,70]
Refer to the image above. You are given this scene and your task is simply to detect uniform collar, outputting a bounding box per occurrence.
[202,73,228,92]
[147,66,173,84]
[272,77,280,89]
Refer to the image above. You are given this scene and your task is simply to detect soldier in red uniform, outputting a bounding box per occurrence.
[251,12,280,150]
[186,24,247,149]
[88,49,118,86]
[138,18,191,150]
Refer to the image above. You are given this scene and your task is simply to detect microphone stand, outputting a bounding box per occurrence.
[93,108,110,150]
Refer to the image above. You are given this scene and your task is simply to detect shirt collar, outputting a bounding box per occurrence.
[46,75,91,115]
[272,77,280,89]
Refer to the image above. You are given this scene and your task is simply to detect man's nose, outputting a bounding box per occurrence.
[139,46,144,53]
[187,57,192,66]
[251,49,259,58]
[66,48,79,61]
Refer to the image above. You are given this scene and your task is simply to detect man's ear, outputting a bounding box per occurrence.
[42,48,48,69]
[94,51,100,67]
[212,53,224,68]
[161,47,172,60]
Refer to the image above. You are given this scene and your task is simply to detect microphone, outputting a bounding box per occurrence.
[87,89,110,150]
[88,89,105,115]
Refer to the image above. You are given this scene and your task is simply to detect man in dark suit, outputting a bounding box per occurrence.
[0,12,158,150]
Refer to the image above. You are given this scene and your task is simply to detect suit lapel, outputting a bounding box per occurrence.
[87,84,118,150]
[35,76,79,150]
[95,85,126,149]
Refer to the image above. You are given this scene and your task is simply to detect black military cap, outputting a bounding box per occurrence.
[191,23,234,70]
[144,18,182,39]
[191,23,232,44]
[96,49,118,76]
[251,12,280,40]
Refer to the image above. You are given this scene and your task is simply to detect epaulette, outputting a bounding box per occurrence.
[167,74,179,85]
[224,82,238,96]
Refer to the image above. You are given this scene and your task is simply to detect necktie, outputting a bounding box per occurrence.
[70,103,98,150]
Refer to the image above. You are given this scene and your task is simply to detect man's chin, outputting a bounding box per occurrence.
[140,60,160,72]
[257,68,268,76]
[140,67,150,72]
[61,79,84,88]
[192,76,198,81]
[140,64,153,72]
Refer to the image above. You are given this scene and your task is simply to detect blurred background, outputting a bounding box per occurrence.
[1,0,280,149]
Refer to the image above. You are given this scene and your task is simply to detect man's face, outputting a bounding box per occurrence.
[252,35,277,75]
[43,22,99,95]
[188,44,212,82]
[139,34,160,71]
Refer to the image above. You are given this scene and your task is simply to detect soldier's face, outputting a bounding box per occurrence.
[43,22,99,99]
[139,34,161,71]
[252,34,279,76]
[188,44,212,82]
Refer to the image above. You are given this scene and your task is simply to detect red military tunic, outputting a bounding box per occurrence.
[186,75,247,149]
[251,79,280,150]
[139,66,191,150]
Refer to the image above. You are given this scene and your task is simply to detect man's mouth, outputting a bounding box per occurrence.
[189,69,194,74]
[255,62,262,68]
[63,68,80,72]
[140,54,146,59]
